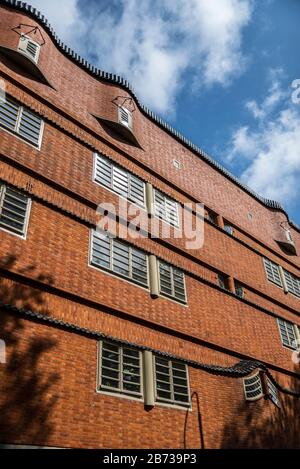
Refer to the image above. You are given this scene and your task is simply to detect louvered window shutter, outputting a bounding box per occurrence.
[0,185,31,236]
[18,35,40,63]
[263,258,282,287]
[0,96,43,147]
[154,189,179,227]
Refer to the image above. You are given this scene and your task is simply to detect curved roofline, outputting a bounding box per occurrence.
[0,0,298,231]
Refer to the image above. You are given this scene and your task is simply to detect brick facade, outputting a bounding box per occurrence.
[0,1,299,449]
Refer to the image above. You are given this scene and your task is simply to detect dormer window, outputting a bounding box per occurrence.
[286,230,293,243]
[118,106,132,130]
[17,34,40,64]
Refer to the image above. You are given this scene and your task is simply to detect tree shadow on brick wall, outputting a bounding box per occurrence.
[0,254,60,446]
[220,372,300,449]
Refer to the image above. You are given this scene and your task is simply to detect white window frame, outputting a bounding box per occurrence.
[18,34,41,64]
[153,188,180,228]
[243,371,264,401]
[286,230,293,243]
[283,269,300,299]
[0,96,44,150]
[0,184,31,239]
[263,258,283,289]
[277,318,300,350]
[93,153,146,208]
[266,377,280,407]
[89,230,150,290]
[118,106,133,130]
[153,356,191,409]
[157,260,187,304]
[97,341,143,401]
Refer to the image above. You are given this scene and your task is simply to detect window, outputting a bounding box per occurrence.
[118,106,132,130]
[283,270,300,298]
[0,96,43,147]
[243,372,263,401]
[158,261,186,303]
[94,153,145,207]
[218,273,230,291]
[154,189,179,227]
[18,34,40,64]
[266,377,280,407]
[90,230,148,287]
[0,184,31,237]
[207,210,218,225]
[286,230,293,243]
[98,341,142,398]
[224,223,233,235]
[263,258,282,287]
[235,281,244,298]
[277,318,299,350]
[154,356,190,407]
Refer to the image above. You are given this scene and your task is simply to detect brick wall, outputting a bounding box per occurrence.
[0,2,300,449]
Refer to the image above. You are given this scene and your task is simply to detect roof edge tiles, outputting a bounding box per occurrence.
[1,301,300,397]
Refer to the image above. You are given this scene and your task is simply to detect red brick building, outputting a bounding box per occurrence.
[0,0,299,449]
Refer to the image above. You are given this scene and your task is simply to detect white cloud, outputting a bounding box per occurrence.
[227,126,258,161]
[245,68,287,120]
[27,0,253,115]
[226,76,300,206]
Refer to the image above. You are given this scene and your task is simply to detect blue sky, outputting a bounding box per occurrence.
[29,0,300,225]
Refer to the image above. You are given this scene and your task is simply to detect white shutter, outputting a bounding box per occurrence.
[94,154,145,206]
[0,98,20,131]
[173,268,186,302]
[112,166,129,197]
[154,189,179,227]
[243,372,263,401]
[131,248,148,286]
[91,230,111,270]
[18,107,43,146]
[129,175,145,206]
[90,230,148,287]
[263,258,282,287]
[0,185,31,237]
[158,261,186,303]
[94,154,112,188]
[154,356,190,407]
[118,106,132,130]
[99,341,142,397]
[266,378,280,407]
[283,270,300,298]
[277,318,297,349]
[18,35,40,64]
[0,96,43,147]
